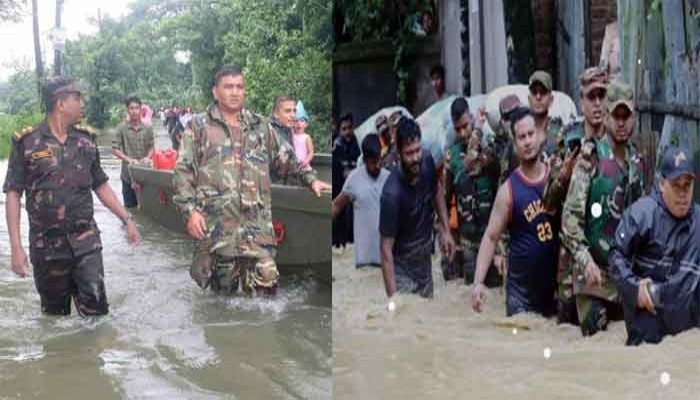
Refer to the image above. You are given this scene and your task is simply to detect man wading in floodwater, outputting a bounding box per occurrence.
[379,117,455,299]
[471,107,558,317]
[4,76,141,316]
[172,65,329,296]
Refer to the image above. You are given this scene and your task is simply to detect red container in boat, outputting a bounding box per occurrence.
[152,149,178,170]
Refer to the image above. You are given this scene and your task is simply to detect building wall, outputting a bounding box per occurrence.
[589,0,618,66]
[531,0,556,73]
[332,37,441,125]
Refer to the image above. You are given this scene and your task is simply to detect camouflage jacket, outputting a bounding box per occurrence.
[2,122,108,261]
[489,124,517,187]
[561,136,643,300]
[444,134,499,248]
[542,120,586,215]
[443,132,499,247]
[269,117,293,145]
[172,104,317,258]
[540,116,564,162]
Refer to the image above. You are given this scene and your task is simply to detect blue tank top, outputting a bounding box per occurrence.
[505,167,558,316]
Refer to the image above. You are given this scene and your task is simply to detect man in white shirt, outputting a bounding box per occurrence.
[332,134,390,267]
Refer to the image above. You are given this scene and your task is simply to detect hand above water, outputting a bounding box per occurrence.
[471,282,488,313]
[125,219,142,246]
[186,210,207,240]
[10,247,29,278]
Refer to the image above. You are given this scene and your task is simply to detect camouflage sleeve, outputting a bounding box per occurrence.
[2,138,26,195]
[542,127,571,213]
[443,149,455,206]
[561,156,595,270]
[172,128,199,220]
[464,129,481,172]
[266,122,317,187]
[496,236,509,259]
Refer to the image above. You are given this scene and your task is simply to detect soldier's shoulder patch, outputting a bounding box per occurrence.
[13,125,37,140]
[74,124,99,141]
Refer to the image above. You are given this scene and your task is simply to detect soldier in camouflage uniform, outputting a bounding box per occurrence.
[543,67,610,324]
[527,71,564,161]
[561,82,643,335]
[443,98,502,285]
[3,76,141,316]
[172,65,329,295]
[269,95,296,145]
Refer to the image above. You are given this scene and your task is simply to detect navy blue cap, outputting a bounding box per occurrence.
[661,147,695,180]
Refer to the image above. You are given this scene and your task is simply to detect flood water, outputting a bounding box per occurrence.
[0,128,331,399]
[332,244,700,400]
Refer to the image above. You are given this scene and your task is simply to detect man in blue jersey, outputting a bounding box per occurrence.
[471,107,559,316]
[379,117,455,298]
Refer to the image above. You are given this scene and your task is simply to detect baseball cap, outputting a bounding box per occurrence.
[660,146,695,180]
[579,67,608,95]
[607,81,634,113]
[529,70,553,92]
[499,94,522,120]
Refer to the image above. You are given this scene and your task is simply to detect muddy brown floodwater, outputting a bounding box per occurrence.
[333,244,700,400]
[0,128,331,400]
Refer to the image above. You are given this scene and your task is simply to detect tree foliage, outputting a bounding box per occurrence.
[0,0,332,155]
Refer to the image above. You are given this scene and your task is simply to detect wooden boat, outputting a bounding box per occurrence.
[128,154,331,282]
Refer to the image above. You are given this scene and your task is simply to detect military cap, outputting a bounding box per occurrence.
[499,94,522,120]
[607,81,634,113]
[579,67,609,95]
[529,70,553,92]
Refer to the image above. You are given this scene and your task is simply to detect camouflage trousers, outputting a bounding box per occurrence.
[440,238,502,287]
[576,295,624,336]
[556,248,579,325]
[190,246,279,295]
[30,249,108,316]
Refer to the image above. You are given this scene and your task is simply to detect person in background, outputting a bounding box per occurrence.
[430,64,447,102]
[141,103,153,126]
[112,95,155,209]
[293,100,314,166]
[332,112,361,248]
[443,97,501,285]
[333,134,390,268]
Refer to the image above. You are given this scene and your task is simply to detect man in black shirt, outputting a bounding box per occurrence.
[379,117,455,298]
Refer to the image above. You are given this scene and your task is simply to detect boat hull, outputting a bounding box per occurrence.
[128,158,331,282]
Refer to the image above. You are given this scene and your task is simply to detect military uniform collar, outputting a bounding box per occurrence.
[207,103,261,127]
[39,121,79,143]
